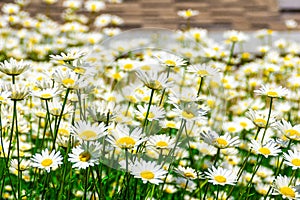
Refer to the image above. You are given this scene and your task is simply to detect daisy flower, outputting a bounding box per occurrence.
[71,120,107,142]
[205,166,237,186]
[200,130,240,149]
[106,124,146,150]
[48,100,73,116]
[272,175,300,199]
[172,102,207,122]
[136,70,173,90]
[285,19,298,29]
[154,52,187,68]
[223,30,249,43]
[68,141,102,169]
[130,159,167,185]
[276,119,300,141]
[0,58,30,76]
[175,165,198,180]
[84,0,106,12]
[249,139,281,158]
[177,9,199,19]
[147,134,176,150]
[254,84,289,98]
[10,159,31,171]
[175,177,197,192]
[31,149,63,173]
[187,63,220,78]
[6,83,30,101]
[52,69,89,89]
[283,149,300,170]
[50,49,87,63]
[31,87,61,100]
[135,104,165,122]
[245,109,277,128]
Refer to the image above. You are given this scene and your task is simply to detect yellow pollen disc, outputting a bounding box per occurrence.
[140,170,154,180]
[214,175,226,183]
[258,147,271,155]
[116,136,136,148]
[165,60,176,66]
[184,172,195,178]
[91,4,97,11]
[279,186,295,198]
[140,65,151,71]
[285,129,300,137]
[74,68,85,74]
[149,80,162,89]
[41,158,53,167]
[194,33,201,40]
[62,78,75,86]
[112,73,122,80]
[197,70,209,76]
[240,122,247,128]
[259,189,267,195]
[166,122,176,128]
[215,138,228,147]
[41,93,52,99]
[207,99,215,107]
[123,64,133,70]
[143,112,154,119]
[79,152,91,162]
[291,158,300,166]
[182,111,194,119]
[228,127,236,133]
[156,141,168,148]
[230,36,238,42]
[267,90,278,97]
[0,96,4,101]
[79,130,97,140]
[185,10,192,17]
[254,118,267,127]
[58,128,70,136]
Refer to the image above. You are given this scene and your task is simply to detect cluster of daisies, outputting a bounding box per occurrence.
[1,1,300,200]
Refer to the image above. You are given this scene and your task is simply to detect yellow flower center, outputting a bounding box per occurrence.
[140,65,151,71]
[214,175,226,183]
[62,78,75,86]
[41,93,52,99]
[140,170,154,180]
[41,158,53,167]
[197,70,209,76]
[254,118,267,127]
[79,152,91,162]
[156,141,168,148]
[182,111,194,119]
[240,122,247,128]
[79,130,97,140]
[291,158,300,166]
[116,136,136,148]
[149,80,162,90]
[279,186,295,198]
[258,147,271,155]
[112,73,122,80]
[215,138,228,147]
[266,90,278,97]
[184,172,196,179]
[123,64,133,70]
[143,112,154,119]
[185,10,192,17]
[58,128,70,136]
[164,60,176,66]
[285,129,300,137]
[228,127,236,133]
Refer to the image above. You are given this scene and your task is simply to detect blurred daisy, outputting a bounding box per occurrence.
[10,159,31,171]
[285,19,298,30]
[147,134,176,150]
[154,52,187,68]
[6,83,30,101]
[31,149,63,173]
[48,101,73,116]
[283,149,300,170]
[136,70,173,90]
[175,165,198,180]
[68,141,102,169]
[245,109,277,128]
[223,30,248,43]
[84,0,106,12]
[249,139,281,158]
[0,58,30,76]
[172,102,207,122]
[31,87,61,100]
[50,49,86,63]
[272,175,300,199]
[276,119,300,141]
[130,159,167,185]
[71,120,107,141]
[52,69,89,89]
[254,84,289,98]
[187,63,220,80]
[201,131,240,149]
[205,166,237,186]
[177,9,199,19]
[175,177,197,191]
[135,104,165,122]
[106,124,145,150]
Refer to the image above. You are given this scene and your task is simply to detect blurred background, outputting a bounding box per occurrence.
[0,0,299,31]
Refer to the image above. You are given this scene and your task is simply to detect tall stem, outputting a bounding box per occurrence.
[143,89,155,129]
[197,77,204,97]
[261,97,273,143]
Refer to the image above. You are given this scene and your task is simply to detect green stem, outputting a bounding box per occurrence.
[261,97,273,144]
[52,88,70,150]
[83,167,90,200]
[143,89,155,129]
[197,77,204,97]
